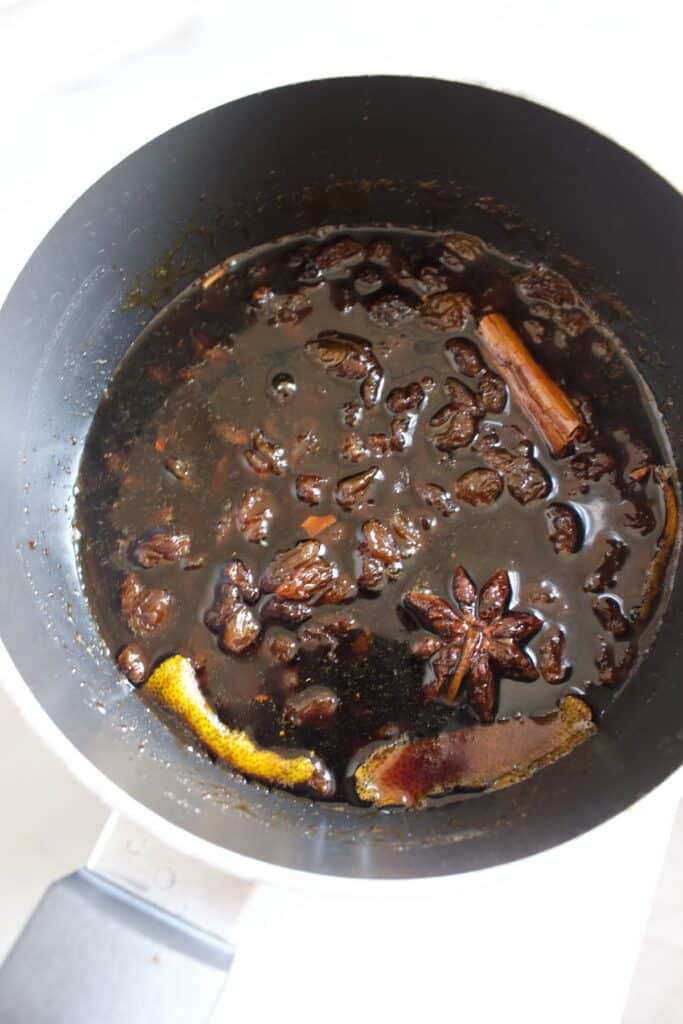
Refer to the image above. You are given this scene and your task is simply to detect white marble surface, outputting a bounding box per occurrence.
[0,1,681,1021]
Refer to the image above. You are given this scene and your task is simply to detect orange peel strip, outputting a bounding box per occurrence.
[302,514,337,538]
[636,467,680,626]
[144,655,328,793]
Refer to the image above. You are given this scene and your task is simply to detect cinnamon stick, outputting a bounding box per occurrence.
[478,313,583,456]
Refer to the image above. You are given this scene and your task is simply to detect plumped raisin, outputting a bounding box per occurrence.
[593,596,630,636]
[414,481,457,516]
[545,503,582,554]
[120,573,174,637]
[117,644,149,684]
[386,382,425,413]
[419,291,474,332]
[366,294,416,326]
[316,238,365,271]
[295,473,327,506]
[221,605,260,654]
[317,575,358,604]
[389,510,421,557]
[129,529,191,568]
[477,371,507,413]
[224,559,259,603]
[283,686,340,728]
[584,537,628,593]
[262,540,335,602]
[261,596,313,627]
[268,633,299,664]
[516,266,578,307]
[538,628,568,684]
[237,487,274,543]
[445,337,484,377]
[441,232,486,269]
[339,433,368,463]
[244,429,287,476]
[454,468,503,507]
[335,466,379,509]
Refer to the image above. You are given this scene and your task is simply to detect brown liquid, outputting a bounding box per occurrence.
[76,227,673,805]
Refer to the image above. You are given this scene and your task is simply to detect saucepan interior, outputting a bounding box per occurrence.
[0,77,681,879]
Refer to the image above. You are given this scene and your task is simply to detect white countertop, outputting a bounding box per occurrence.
[0,2,681,1021]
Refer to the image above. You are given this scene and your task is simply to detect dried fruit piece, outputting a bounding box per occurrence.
[339,433,369,463]
[261,596,312,627]
[262,540,336,602]
[584,537,628,593]
[441,232,486,268]
[120,573,174,638]
[295,473,327,506]
[516,267,578,308]
[204,582,242,635]
[145,656,332,795]
[362,519,402,575]
[483,445,550,505]
[386,382,425,413]
[569,449,616,483]
[545,503,582,555]
[367,293,416,326]
[224,559,259,603]
[283,686,340,728]
[268,633,299,664]
[221,605,260,654]
[445,337,484,377]
[335,466,379,510]
[389,414,415,452]
[305,332,383,408]
[317,575,358,605]
[477,371,507,413]
[129,529,191,568]
[354,695,595,807]
[538,628,569,684]
[453,468,503,507]
[428,380,481,451]
[414,481,457,516]
[236,487,274,543]
[389,510,422,557]
[244,429,287,476]
[117,643,149,684]
[163,455,198,489]
[419,291,474,332]
[593,596,630,637]
[316,237,365,271]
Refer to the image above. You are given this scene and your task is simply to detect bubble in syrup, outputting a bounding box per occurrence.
[271,372,297,403]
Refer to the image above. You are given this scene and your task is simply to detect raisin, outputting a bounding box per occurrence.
[357,547,386,592]
[545,503,582,554]
[268,633,299,664]
[261,596,313,627]
[163,455,198,489]
[441,232,486,269]
[366,240,395,265]
[593,596,630,636]
[339,433,369,463]
[569,450,616,483]
[454,468,503,507]
[342,402,363,427]
[484,446,550,505]
[538,629,569,684]
[477,371,507,413]
[120,573,174,637]
[419,291,474,332]
[204,582,242,634]
[256,290,312,326]
[305,332,372,381]
[295,473,327,506]
[245,429,287,476]
[416,266,448,295]
[221,605,260,654]
[117,644,149,684]
[236,487,274,543]
[360,365,384,408]
[224,559,259,603]
[362,519,402,576]
[283,686,340,728]
[366,294,416,326]
[389,510,422,557]
[414,481,457,516]
[386,382,425,413]
[317,575,359,604]
[428,399,479,451]
[445,337,484,377]
[316,238,365,271]
[389,415,415,452]
[367,433,393,457]
[584,538,628,593]
[335,466,379,510]
[129,529,191,568]
[261,540,335,601]
[516,267,578,307]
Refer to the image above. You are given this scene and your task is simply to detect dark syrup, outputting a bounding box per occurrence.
[76,227,674,804]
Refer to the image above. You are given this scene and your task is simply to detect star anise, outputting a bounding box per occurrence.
[405,566,542,722]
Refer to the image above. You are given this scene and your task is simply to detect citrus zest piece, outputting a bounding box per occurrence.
[145,655,330,793]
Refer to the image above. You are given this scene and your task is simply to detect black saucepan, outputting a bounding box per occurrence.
[0,76,681,881]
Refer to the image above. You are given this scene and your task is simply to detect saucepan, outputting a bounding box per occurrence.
[0,77,681,1022]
